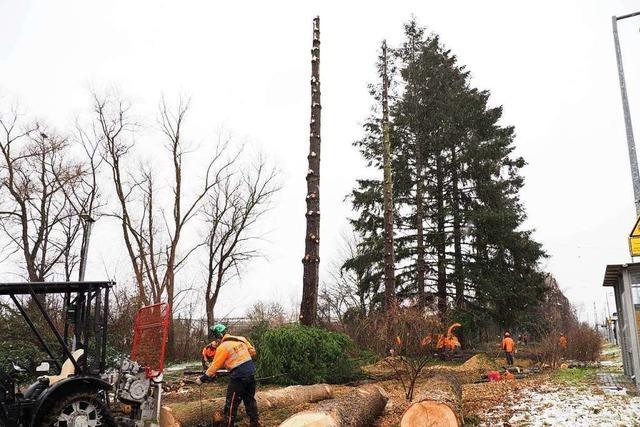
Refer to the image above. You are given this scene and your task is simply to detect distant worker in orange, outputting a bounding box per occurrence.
[201,340,218,369]
[559,333,568,353]
[502,331,515,366]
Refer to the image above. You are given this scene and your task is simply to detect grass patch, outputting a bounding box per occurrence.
[552,367,596,385]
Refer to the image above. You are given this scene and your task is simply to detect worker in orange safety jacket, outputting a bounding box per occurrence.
[559,333,568,353]
[501,331,515,366]
[201,340,218,369]
[197,323,260,427]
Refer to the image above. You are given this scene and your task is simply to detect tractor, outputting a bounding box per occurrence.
[0,281,170,427]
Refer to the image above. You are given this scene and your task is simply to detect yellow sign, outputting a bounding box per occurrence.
[633,216,640,237]
[630,236,640,257]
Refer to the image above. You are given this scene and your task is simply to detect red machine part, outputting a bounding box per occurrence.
[130,303,171,378]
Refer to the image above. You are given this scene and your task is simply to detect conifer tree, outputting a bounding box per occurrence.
[347,19,545,326]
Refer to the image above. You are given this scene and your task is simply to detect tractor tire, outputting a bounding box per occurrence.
[41,392,117,427]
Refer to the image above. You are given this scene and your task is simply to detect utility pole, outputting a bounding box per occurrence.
[380,40,397,311]
[613,12,640,215]
[300,16,321,326]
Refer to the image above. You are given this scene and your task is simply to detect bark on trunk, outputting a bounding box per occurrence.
[380,40,396,311]
[279,385,388,427]
[161,384,333,427]
[415,140,426,306]
[400,373,462,427]
[435,155,447,318]
[300,16,322,326]
[451,148,464,308]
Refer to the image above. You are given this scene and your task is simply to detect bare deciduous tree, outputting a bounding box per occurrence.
[93,93,236,356]
[319,232,371,323]
[202,156,279,328]
[0,104,99,282]
[246,301,286,325]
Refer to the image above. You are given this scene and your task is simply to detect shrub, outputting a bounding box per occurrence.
[256,325,362,385]
[0,340,46,384]
[566,323,602,362]
[531,322,602,367]
[247,320,270,361]
[344,307,444,357]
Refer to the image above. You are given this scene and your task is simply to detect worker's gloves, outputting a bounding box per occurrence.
[197,374,213,385]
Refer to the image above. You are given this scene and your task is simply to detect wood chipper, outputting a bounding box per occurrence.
[0,281,170,427]
[421,322,463,360]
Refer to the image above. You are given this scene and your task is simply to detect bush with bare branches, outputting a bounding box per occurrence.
[345,308,444,400]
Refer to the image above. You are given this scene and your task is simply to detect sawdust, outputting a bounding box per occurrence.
[362,356,407,377]
[459,353,499,371]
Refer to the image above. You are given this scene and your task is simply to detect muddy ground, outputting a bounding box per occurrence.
[164,346,634,426]
[163,353,537,426]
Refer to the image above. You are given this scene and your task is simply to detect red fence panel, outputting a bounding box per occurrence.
[130,303,171,377]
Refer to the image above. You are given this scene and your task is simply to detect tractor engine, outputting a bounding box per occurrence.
[106,357,163,427]
[115,359,150,403]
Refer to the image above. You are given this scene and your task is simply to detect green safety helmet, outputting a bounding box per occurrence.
[210,323,227,338]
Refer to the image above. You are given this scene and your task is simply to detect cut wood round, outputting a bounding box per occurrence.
[400,373,462,427]
[160,383,333,427]
[279,384,388,427]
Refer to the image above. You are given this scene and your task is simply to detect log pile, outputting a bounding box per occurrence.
[160,384,333,427]
[279,384,388,427]
[401,373,463,427]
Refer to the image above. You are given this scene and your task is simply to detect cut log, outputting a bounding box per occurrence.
[161,383,333,427]
[279,384,388,427]
[401,373,463,427]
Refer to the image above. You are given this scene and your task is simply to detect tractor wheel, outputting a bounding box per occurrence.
[41,392,117,427]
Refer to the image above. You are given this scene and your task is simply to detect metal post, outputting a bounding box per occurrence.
[613,15,640,214]
[78,214,95,282]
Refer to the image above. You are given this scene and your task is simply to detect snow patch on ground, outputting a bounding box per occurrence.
[165,361,200,372]
[480,384,640,426]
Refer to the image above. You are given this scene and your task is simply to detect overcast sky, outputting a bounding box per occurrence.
[2,0,640,322]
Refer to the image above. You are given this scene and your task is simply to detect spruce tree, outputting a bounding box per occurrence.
[347,19,545,327]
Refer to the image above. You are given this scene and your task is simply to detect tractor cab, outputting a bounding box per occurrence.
[0,281,170,427]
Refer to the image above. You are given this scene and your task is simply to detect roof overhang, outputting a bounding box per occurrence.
[603,262,640,287]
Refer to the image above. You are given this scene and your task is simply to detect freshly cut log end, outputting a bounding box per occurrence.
[401,402,459,427]
[159,406,179,427]
[401,373,462,427]
[161,384,333,427]
[280,384,388,427]
[279,412,339,427]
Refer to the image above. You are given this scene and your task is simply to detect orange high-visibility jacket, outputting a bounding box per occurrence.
[202,342,217,360]
[559,336,568,349]
[502,337,515,353]
[206,334,256,377]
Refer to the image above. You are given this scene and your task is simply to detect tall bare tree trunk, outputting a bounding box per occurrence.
[300,16,321,326]
[380,41,397,311]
